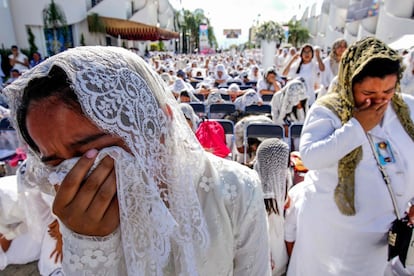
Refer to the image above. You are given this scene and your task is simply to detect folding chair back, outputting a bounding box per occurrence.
[243,123,284,164]
[208,103,236,119]
[244,104,271,115]
[261,94,274,102]
[189,102,206,117]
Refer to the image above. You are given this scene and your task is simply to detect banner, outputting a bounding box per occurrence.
[199,24,209,52]
[223,29,242,39]
[346,0,379,22]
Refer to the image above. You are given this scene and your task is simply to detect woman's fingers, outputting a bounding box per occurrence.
[72,156,115,214]
[53,152,120,236]
[53,149,98,213]
[85,164,117,222]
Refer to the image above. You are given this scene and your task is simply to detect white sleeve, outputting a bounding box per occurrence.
[299,104,366,170]
[60,223,127,275]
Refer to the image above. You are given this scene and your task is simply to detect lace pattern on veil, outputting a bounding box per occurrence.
[4,46,210,275]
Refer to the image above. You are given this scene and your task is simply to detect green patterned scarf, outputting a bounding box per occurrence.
[317,37,414,215]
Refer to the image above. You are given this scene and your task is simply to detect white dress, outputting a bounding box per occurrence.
[268,213,288,276]
[287,94,414,275]
[286,61,320,105]
[60,153,271,276]
[8,52,29,72]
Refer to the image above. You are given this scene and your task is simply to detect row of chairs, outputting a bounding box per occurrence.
[242,123,303,164]
[191,93,274,103]
[189,81,258,90]
[207,118,303,163]
[189,102,272,119]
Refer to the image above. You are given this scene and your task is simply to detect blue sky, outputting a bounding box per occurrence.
[174,0,322,48]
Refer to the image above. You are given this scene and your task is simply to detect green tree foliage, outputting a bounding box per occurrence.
[27,27,38,55]
[175,9,217,53]
[87,13,106,33]
[287,20,310,48]
[80,33,86,46]
[87,13,106,45]
[43,0,68,55]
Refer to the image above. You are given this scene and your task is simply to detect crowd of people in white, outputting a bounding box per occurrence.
[0,37,413,275]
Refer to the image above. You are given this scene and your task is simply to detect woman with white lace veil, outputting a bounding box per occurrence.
[271,77,308,125]
[234,88,263,112]
[4,46,271,276]
[254,138,291,276]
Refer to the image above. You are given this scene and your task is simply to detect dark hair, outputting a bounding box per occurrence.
[352,58,401,85]
[180,90,190,98]
[17,65,81,153]
[264,68,277,79]
[264,198,279,215]
[296,44,314,74]
[11,45,18,50]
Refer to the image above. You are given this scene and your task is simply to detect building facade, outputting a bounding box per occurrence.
[0,0,178,57]
[298,0,414,51]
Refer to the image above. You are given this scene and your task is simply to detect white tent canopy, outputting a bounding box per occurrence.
[389,34,414,50]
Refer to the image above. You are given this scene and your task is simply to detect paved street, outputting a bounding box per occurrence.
[0,261,40,276]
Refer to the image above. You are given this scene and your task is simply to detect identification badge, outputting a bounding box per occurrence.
[375,140,395,165]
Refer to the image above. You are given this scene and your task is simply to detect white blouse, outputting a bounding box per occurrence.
[287,94,414,275]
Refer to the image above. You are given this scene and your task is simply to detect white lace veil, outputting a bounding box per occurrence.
[271,77,308,124]
[4,46,210,275]
[253,138,289,215]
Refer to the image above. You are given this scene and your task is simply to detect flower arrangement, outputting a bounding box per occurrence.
[255,21,285,42]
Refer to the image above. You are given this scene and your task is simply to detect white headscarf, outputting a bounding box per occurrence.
[254,138,290,214]
[214,64,229,81]
[4,46,210,275]
[179,103,201,132]
[234,89,263,112]
[271,77,308,125]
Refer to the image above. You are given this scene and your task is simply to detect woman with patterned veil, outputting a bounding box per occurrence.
[3,46,271,276]
[254,138,291,276]
[287,37,414,275]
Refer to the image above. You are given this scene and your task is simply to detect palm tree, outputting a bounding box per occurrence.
[287,20,310,48]
[43,0,67,55]
[87,13,106,45]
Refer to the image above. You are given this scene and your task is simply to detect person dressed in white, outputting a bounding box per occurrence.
[319,39,348,99]
[213,63,230,87]
[234,88,263,113]
[4,46,271,276]
[282,44,325,106]
[8,45,29,73]
[271,77,308,126]
[254,138,291,276]
[287,37,414,275]
[257,68,282,96]
[247,65,261,82]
